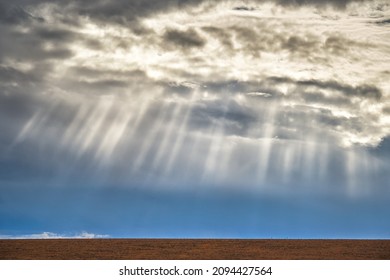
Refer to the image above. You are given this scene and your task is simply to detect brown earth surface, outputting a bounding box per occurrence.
[0,239,389,260]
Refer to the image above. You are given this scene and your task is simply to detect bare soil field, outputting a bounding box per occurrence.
[0,239,389,260]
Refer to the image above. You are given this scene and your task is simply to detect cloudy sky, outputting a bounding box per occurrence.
[0,0,389,238]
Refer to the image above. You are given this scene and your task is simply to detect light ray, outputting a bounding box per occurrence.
[281,141,296,184]
[303,137,317,182]
[214,136,236,186]
[13,111,43,146]
[163,92,197,177]
[94,102,135,165]
[60,104,90,152]
[256,102,278,185]
[201,122,226,184]
[346,149,358,195]
[131,101,171,175]
[200,99,231,184]
[149,101,184,174]
[182,126,212,184]
[11,100,60,149]
[317,142,329,182]
[124,96,153,144]
[74,97,115,159]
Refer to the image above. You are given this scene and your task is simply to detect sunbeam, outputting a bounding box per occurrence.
[131,100,171,176]
[149,101,184,175]
[163,92,197,177]
[256,102,278,185]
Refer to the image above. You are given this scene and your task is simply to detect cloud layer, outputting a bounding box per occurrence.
[0,0,389,196]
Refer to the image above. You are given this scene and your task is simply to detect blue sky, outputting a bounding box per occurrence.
[0,0,389,239]
[1,185,390,239]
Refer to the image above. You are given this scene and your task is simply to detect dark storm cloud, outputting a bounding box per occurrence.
[61,68,151,96]
[34,27,76,41]
[201,27,234,51]
[0,6,113,64]
[0,64,48,115]
[0,0,369,28]
[202,23,373,63]
[323,35,375,56]
[252,76,386,147]
[3,0,374,17]
[0,4,44,24]
[72,79,129,91]
[189,99,257,135]
[164,78,346,141]
[278,105,358,136]
[300,91,352,107]
[185,76,385,146]
[282,35,319,55]
[283,33,370,60]
[268,77,382,100]
[230,26,265,57]
[0,25,74,62]
[0,65,38,84]
[68,67,146,80]
[158,80,265,137]
[324,36,350,55]
[275,0,364,8]
[297,80,382,100]
[165,82,195,96]
[159,80,260,136]
[233,6,255,11]
[204,80,256,94]
[74,0,207,24]
[0,0,206,25]
[163,28,206,49]
[163,75,383,143]
[375,18,390,25]
[383,106,390,115]
[192,80,284,100]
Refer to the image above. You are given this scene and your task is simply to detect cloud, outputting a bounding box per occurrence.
[0,232,109,239]
[299,80,382,100]
[0,0,382,30]
[383,106,390,115]
[0,25,74,63]
[163,28,206,49]
[0,4,44,24]
[233,6,255,11]
[375,18,390,25]
[0,0,207,26]
[0,0,388,194]
[267,76,383,100]
[275,0,365,8]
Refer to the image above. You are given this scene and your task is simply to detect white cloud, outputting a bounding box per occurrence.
[0,232,110,239]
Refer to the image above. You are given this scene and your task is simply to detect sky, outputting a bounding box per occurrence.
[0,0,389,239]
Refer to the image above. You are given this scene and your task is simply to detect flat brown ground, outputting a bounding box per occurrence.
[0,239,389,260]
